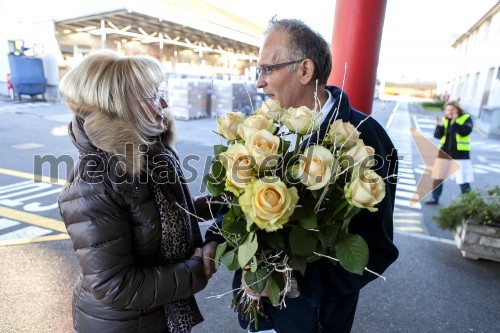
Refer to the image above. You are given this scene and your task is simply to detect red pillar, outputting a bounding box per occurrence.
[328,0,387,115]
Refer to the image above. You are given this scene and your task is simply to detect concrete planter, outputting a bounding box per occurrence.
[454,220,500,262]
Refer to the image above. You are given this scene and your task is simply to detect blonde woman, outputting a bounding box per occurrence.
[58,51,212,333]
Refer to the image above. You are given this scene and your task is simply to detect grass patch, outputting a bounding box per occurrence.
[421,105,443,111]
[421,101,444,111]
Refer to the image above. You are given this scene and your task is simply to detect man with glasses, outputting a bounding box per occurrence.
[203,17,399,333]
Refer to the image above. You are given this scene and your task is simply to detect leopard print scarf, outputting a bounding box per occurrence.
[148,144,203,333]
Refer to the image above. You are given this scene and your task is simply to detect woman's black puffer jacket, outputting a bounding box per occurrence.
[59,117,207,332]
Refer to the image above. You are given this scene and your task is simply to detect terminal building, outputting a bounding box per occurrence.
[0,0,264,118]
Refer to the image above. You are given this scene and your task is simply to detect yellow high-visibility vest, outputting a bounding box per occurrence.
[439,114,471,151]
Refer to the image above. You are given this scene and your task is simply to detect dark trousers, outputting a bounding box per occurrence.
[431,180,471,201]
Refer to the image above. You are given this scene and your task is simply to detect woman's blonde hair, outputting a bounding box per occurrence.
[59,51,166,140]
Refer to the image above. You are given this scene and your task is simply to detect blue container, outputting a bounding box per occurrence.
[8,53,47,100]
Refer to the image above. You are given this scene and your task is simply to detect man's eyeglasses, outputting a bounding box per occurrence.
[256,59,305,78]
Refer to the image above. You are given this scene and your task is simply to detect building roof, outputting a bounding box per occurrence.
[56,0,263,60]
[452,1,500,47]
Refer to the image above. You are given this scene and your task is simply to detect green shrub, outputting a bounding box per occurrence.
[421,101,445,111]
[433,186,500,230]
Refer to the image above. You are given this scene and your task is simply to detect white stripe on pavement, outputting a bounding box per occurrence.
[0,225,52,240]
[0,218,20,230]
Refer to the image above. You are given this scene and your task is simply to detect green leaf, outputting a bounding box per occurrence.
[250,256,257,272]
[244,266,269,294]
[211,160,226,180]
[292,202,318,229]
[214,242,227,269]
[214,144,228,158]
[222,208,247,235]
[289,226,318,257]
[267,277,281,305]
[238,232,258,268]
[232,204,244,219]
[220,249,240,271]
[334,233,369,275]
[279,138,291,154]
[203,173,225,196]
[318,224,340,248]
[258,230,285,250]
[289,255,307,276]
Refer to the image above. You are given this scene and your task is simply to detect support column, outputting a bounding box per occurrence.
[159,32,164,63]
[100,18,107,49]
[328,0,387,115]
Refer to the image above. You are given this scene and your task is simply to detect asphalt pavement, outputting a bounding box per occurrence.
[0,97,499,333]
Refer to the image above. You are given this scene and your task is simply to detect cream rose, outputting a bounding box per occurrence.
[290,145,336,190]
[345,169,385,212]
[281,106,320,135]
[239,177,299,232]
[324,120,361,149]
[219,144,254,195]
[245,129,281,171]
[341,139,376,170]
[255,99,283,122]
[217,112,245,140]
[237,114,276,141]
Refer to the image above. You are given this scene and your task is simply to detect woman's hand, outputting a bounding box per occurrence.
[436,115,443,126]
[201,241,218,279]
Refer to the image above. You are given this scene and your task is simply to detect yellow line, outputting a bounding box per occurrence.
[0,168,66,186]
[0,233,70,246]
[395,226,424,232]
[0,206,67,233]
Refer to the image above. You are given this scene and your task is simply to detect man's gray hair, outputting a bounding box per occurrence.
[265,17,332,84]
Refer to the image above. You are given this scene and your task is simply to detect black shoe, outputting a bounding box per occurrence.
[425,199,438,205]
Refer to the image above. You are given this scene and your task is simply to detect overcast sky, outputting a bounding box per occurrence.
[1,0,498,82]
[208,0,498,82]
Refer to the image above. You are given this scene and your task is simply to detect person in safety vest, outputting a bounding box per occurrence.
[426,100,473,205]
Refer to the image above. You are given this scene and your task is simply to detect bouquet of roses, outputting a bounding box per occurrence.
[204,99,386,329]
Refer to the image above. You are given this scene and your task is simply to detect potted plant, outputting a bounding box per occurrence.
[433,186,500,262]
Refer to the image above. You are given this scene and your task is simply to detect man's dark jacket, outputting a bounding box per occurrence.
[205,86,399,332]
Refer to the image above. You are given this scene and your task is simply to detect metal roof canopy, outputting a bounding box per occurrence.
[56,9,260,60]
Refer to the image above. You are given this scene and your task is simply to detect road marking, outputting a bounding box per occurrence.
[0,206,66,233]
[398,178,416,185]
[0,233,69,246]
[0,218,20,230]
[0,225,52,240]
[396,231,455,245]
[0,168,66,185]
[394,219,421,224]
[0,188,61,207]
[394,212,421,217]
[385,102,399,130]
[395,226,424,232]
[395,198,421,209]
[474,165,500,173]
[411,115,421,133]
[396,184,417,192]
[12,143,44,150]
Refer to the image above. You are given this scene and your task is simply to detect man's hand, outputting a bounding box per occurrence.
[201,241,218,279]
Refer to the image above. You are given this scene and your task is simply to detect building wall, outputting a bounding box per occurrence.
[448,6,500,137]
[449,8,500,120]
